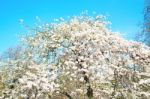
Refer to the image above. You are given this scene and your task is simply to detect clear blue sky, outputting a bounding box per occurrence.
[0,0,144,53]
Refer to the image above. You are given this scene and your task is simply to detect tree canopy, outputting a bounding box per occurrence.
[0,15,150,99]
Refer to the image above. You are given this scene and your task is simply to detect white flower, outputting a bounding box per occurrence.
[26,71,37,78]
[79,68,89,73]
[18,78,25,84]
[41,77,48,83]
[72,66,78,70]
[139,79,150,85]
[26,81,34,89]
[76,89,83,93]
[79,77,84,82]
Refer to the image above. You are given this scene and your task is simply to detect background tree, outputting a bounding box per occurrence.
[143,0,150,46]
[0,46,22,62]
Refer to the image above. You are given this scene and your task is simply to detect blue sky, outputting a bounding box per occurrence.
[0,0,144,53]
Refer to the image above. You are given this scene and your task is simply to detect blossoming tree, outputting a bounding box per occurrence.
[0,15,150,99]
